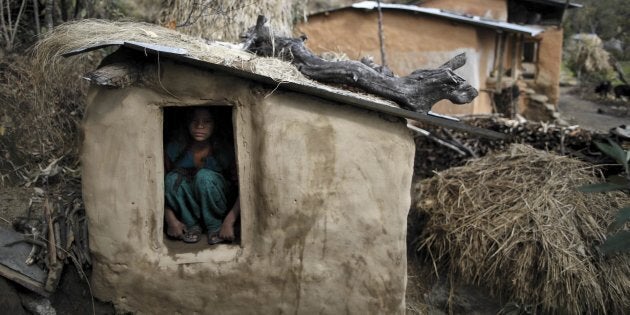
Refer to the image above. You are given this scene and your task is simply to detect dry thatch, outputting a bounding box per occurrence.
[0,51,93,186]
[412,144,630,314]
[33,19,259,76]
[32,19,397,107]
[565,34,613,79]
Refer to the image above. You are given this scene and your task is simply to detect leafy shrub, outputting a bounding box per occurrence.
[579,139,630,254]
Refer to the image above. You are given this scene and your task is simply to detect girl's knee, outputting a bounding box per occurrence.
[165,172,180,186]
[194,169,225,191]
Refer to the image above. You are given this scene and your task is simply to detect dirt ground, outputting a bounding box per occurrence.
[1,87,627,314]
[558,86,630,132]
[0,186,32,228]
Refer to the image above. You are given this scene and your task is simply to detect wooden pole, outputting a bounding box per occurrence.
[376,0,387,68]
[560,0,571,26]
[496,31,506,93]
[510,34,518,80]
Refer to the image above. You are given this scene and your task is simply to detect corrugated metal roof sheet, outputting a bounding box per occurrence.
[521,0,582,8]
[65,41,505,139]
[351,1,545,36]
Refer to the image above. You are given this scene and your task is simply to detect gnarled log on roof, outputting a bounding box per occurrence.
[242,15,478,113]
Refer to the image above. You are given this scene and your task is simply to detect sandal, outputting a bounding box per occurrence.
[207,232,228,245]
[182,225,202,243]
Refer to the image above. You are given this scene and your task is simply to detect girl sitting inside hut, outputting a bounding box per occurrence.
[163,107,239,245]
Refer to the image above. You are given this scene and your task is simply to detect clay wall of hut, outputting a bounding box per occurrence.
[81,56,415,314]
[530,28,563,107]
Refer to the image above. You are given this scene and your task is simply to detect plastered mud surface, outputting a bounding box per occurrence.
[82,60,415,314]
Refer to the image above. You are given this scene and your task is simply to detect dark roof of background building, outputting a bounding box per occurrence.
[519,0,582,9]
[311,1,545,36]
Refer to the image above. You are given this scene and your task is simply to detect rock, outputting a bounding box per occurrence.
[559,79,579,87]
[610,125,630,139]
[20,294,56,315]
[425,277,502,315]
[555,118,569,126]
[545,103,556,112]
[530,94,549,104]
[0,277,28,315]
[515,114,528,124]
[522,97,555,121]
[603,38,624,54]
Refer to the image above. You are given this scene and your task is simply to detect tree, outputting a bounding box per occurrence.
[563,0,630,59]
[0,0,131,52]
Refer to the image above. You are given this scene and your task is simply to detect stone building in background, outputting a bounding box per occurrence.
[297,0,581,119]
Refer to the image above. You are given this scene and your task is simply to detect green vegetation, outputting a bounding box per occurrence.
[561,61,577,78]
[579,140,630,255]
[621,61,630,78]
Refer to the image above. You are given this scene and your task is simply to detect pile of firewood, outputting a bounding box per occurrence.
[412,116,623,179]
[8,194,90,293]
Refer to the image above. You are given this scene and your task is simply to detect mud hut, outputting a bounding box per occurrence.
[35,20,415,314]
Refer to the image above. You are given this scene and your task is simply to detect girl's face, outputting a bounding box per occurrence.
[188,109,214,142]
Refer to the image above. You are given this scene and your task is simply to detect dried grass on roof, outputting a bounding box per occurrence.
[412,144,630,314]
[32,19,394,106]
[32,19,310,85]
[33,19,250,74]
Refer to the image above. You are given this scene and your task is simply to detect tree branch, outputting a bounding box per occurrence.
[32,0,40,35]
[44,0,53,30]
[9,0,27,49]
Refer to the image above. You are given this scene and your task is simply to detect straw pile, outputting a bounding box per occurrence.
[412,144,630,314]
[565,34,613,79]
[33,19,255,75]
[0,51,92,186]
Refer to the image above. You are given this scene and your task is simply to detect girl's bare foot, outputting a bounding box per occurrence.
[215,199,240,242]
[166,218,186,239]
[218,219,235,241]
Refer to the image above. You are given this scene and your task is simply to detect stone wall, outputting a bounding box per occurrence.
[533,27,563,107]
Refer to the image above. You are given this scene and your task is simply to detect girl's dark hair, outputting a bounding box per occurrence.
[186,106,214,123]
[164,106,234,166]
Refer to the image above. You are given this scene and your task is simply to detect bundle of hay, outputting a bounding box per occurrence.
[565,34,613,79]
[0,51,92,186]
[412,144,630,314]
